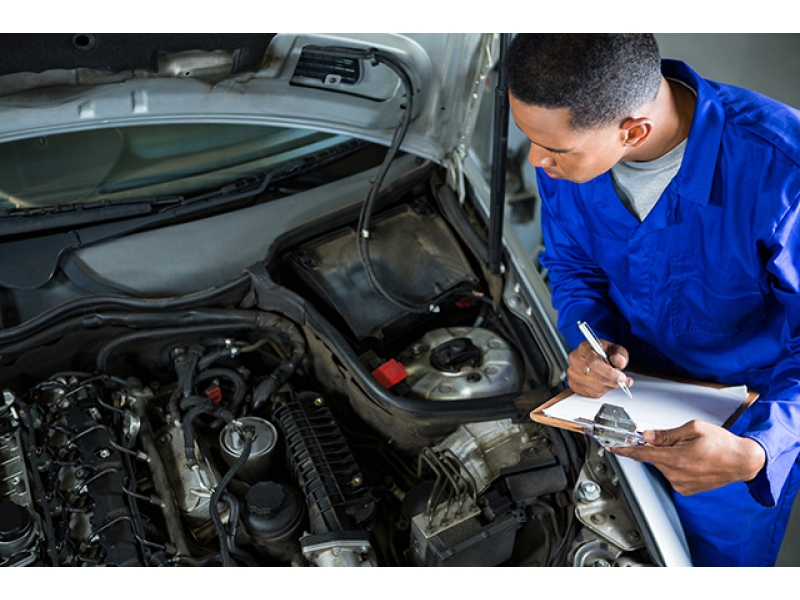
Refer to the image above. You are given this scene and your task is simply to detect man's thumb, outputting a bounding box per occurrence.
[643,428,682,447]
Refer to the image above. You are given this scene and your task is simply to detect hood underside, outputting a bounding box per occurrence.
[0,33,497,166]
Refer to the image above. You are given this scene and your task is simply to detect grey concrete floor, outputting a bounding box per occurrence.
[508,33,800,566]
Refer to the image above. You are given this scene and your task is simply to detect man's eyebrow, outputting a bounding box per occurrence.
[530,139,574,154]
[512,117,575,154]
[514,119,575,154]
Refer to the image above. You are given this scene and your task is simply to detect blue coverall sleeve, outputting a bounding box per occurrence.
[744,196,800,506]
[538,182,623,351]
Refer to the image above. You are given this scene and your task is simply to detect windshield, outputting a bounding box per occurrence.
[0,124,349,209]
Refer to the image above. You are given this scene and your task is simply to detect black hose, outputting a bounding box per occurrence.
[167,345,204,419]
[96,322,256,374]
[251,333,305,412]
[355,54,430,314]
[549,509,575,567]
[173,553,223,567]
[301,46,425,314]
[176,346,204,400]
[221,492,260,567]
[0,275,250,347]
[210,429,254,567]
[120,436,152,565]
[180,396,233,465]
[559,428,584,483]
[197,347,232,371]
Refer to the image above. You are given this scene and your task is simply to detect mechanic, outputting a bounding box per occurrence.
[504,33,800,566]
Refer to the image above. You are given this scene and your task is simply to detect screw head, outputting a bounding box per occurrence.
[578,481,602,502]
[593,559,611,567]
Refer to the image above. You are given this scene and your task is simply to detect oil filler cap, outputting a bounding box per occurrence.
[430,337,482,373]
[246,482,285,517]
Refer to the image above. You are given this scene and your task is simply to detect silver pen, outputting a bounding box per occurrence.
[577,321,633,398]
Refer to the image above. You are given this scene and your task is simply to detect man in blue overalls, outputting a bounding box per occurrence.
[504,34,800,566]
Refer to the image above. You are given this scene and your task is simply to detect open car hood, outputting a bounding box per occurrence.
[0,33,497,168]
[0,34,688,569]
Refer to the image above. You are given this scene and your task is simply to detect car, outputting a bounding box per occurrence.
[0,33,690,567]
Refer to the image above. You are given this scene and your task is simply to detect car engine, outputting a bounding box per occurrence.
[0,179,655,567]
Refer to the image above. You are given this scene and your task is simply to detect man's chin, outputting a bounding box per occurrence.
[540,168,596,184]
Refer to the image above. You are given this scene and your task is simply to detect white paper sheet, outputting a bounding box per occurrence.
[544,374,749,432]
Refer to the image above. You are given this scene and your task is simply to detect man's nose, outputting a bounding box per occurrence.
[528,145,556,169]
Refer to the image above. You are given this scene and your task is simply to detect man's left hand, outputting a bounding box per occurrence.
[610,421,766,495]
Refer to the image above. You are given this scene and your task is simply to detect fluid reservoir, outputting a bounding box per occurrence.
[243,481,305,563]
[397,327,524,401]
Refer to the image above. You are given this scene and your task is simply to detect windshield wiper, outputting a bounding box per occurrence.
[0,200,160,239]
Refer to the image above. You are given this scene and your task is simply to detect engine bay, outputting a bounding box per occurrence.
[0,175,656,567]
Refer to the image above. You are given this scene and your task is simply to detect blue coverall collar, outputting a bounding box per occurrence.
[661,59,726,208]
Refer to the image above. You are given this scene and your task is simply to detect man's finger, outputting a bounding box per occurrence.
[604,342,629,370]
[644,421,701,447]
[609,442,682,465]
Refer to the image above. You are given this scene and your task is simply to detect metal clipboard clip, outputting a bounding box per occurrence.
[575,403,646,448]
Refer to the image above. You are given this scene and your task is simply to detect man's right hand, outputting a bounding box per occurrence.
[567,340,633,397]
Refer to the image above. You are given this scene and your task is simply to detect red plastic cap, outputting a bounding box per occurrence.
[204,385,223,404]
[371,359,408,389]
[455,296,473,309]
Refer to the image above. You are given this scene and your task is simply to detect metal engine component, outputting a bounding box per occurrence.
[0,431,35,519]
[0,415,40,566]
[573,445,644,552]
[219,416,278,484]
[398,327,524,401]
[570,532,624,567]
[432,419,548,494]
[155,422,227,543]
[0,308,650,567]
[0,501,38,563]
[408,419,571,567]
[408,446,520,567]
[273,391,377,567]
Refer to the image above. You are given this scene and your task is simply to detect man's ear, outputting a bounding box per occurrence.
[620,117,653,148]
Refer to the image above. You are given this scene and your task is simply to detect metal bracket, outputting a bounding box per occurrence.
[576,404,645,448]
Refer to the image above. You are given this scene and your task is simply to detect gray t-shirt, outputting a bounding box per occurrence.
[611,78,695,221]
[611,137,687,222]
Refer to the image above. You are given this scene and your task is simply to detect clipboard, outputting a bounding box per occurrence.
[530,373,759,447]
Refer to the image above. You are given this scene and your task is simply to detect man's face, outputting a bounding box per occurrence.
[509,93,628,184]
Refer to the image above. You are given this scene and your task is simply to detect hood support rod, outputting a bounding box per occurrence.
[488,33,510,275]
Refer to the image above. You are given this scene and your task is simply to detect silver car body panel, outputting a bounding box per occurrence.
[0,34,496,169]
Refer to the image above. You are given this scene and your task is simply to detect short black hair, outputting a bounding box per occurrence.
[504,34,662,130]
